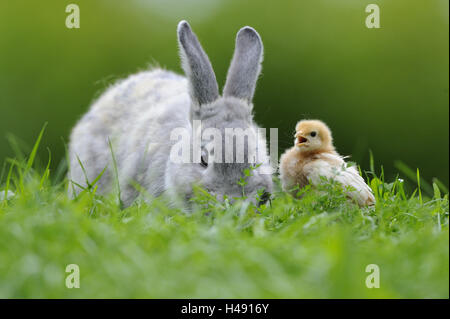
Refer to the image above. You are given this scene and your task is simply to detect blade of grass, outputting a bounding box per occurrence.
[2,161,15,204]
[108,138,123,209]
[53,158,68,186]
[417,169,422,205]
[26,122,48,171]
[39,147,52,189]
[6,133,26,161]
[369,150,375,174]
[432,178,448,195]
[0,161,7,185]
[76,155,92,189]
[394,160,433,196]
[90,165,108,190]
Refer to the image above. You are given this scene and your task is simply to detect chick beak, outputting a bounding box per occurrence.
[295,133,308,146]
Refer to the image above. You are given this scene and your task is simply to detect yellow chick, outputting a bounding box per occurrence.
[279,119,375,206]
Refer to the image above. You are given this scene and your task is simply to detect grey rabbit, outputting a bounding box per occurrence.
[68,20,273,207]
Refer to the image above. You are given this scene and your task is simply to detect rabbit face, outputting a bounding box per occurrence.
[196,98,272,205]
[173,21,273,205]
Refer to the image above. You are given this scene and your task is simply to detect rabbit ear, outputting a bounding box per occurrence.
[223,26,263,103]
[177,20,219,105]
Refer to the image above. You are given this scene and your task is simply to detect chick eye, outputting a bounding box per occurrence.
[310,131,317,137]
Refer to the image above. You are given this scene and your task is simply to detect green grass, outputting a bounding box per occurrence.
[0,131,448,298]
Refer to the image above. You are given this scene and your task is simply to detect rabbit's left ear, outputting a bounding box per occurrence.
[223,26,263,103]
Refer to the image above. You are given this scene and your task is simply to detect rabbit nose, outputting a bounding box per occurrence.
[258,191,271,207]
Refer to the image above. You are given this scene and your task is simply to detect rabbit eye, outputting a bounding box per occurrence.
[200,155,208,168]
[200,148,209,168]
[310,131,317,137]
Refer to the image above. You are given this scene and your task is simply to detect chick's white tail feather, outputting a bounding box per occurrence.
[304,153,375,206]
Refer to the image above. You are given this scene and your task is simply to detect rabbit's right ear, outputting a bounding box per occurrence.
[177,21,219,106]
[223,26,263,103]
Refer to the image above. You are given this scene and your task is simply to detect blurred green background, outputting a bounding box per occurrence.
[0,0,448,184]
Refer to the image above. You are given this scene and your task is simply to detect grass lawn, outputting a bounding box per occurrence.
[0,130,448,298]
